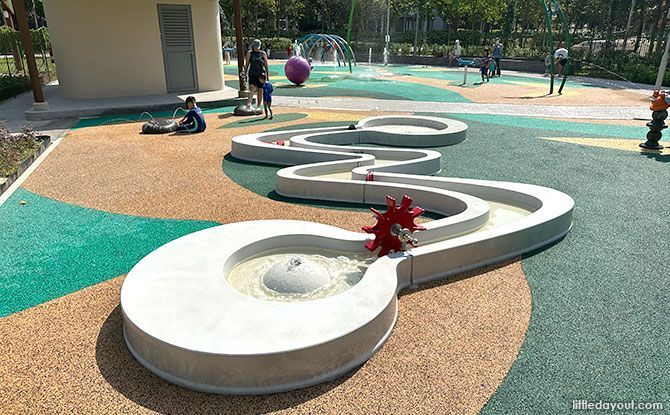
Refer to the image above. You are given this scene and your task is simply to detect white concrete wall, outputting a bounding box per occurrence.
[43,0,224,99]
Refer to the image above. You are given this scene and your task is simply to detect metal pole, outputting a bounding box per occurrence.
[557,2,572,94]
[40,29,51,83]
[346,0,357,73]
[654,8,670,91]
[233,0,248,97]
[13,0,44,104]
[540,0,555,94]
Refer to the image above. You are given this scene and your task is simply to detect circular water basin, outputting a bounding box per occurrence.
[227,248,375,301]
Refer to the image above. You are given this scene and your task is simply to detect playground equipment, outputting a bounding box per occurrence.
[295,33,355,70]
[457,58,477,85]
[285,56,311,85]
[641,91,669,150]
[121,115,574,394]
[541,0,572,94]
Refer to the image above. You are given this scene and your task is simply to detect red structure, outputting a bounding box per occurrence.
[362,195,425,257]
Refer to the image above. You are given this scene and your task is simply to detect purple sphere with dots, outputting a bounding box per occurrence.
[284,56,311,85]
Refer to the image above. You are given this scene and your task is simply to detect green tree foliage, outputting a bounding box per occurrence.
[221,0,670,83]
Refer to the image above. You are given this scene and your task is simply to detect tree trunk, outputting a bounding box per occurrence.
[511,0,517,47]
[652,2,669,55]
[447,22,451,45]
[649,0,663,55]
[624,0,637,50]
[414,12,419,55]
[414,0,424,54]
[607,2,614,50]
[635,6,645,53]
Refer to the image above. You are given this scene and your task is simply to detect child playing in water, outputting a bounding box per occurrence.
[176,96,206,133]
[260,74,273,120]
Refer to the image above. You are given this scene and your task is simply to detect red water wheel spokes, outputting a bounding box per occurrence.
[362,195,425,257]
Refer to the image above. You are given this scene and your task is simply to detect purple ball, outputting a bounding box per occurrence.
[284,56,311,85]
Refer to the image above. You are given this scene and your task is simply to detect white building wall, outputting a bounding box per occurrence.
[43,0,224,99]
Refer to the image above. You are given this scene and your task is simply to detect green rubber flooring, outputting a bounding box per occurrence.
[225,64,471,102]
[219,112,307,129]
[223,114,670,414]
[0,188,217,317]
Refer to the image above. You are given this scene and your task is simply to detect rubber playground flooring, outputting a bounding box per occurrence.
[224,62,649,107]
[1,107,668,414]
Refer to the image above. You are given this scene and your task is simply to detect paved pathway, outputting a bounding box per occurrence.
[274,96,651,120]
[0,85,74,136]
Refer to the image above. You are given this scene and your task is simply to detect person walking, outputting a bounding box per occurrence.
[492,39,503,76]
[223,40,232,65]
[244,39,270,109]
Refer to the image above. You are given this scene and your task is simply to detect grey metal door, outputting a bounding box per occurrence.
[158,4,198,92]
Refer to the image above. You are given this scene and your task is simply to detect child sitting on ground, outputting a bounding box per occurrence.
[177,96,206,133]
[260,74,273,120]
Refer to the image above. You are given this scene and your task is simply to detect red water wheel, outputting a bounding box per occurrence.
[362,195,425,257]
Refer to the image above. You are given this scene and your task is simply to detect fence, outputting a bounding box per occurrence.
[0,26,55,102]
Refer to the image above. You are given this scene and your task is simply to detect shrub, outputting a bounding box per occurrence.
[0,124,40,177]
[0,26,50,55]
[0,75,30,102]
[575,49,670,85]
[221,37,294,51]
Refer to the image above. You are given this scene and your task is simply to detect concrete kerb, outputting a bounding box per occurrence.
[0,129,68,207]
[120,115,574,394]
[25,96,245,121]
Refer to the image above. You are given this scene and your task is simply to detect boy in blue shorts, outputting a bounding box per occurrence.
[260,74,273,120]
[176,96,206,133]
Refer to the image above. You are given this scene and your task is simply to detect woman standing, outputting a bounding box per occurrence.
[244,39,270,109]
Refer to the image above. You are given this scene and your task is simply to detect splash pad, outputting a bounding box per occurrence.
[121,115,574,394]
[284,34,356,85]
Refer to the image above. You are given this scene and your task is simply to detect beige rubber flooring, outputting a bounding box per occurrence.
[394,74,647,107]
[24,109,384,230]
[1,259,529,414]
